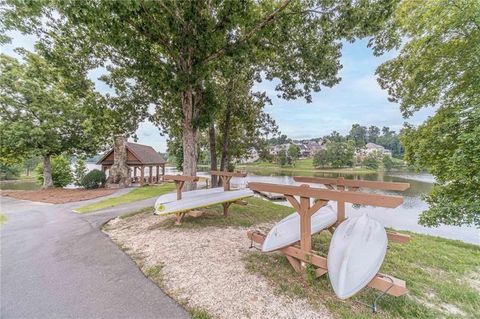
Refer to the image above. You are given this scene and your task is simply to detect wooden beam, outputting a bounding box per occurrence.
[163,174,199,182]
[248,182,404,208]
[387,231,411,243]
[293,176,410,191]
[210,170,247,177]
[149,166,153,184]
[156,166,159,184]
[140,166,144,186]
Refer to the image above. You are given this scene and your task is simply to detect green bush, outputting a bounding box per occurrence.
[35,155,73,187]
[0,162,21,180]
[362,152,382,169]
[81,169,106,189]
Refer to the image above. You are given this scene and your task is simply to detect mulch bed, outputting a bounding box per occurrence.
[1,188,117,204]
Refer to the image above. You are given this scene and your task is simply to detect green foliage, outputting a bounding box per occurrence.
[35,156,73,187]
[1,0,399,177]
[348,124,367,148]
[402,106,480,227]
[377,0,480,227]
[287,144,300,162]
[362,151,383,169]
[81,169,106,190]
[313,141,354,168]
[74,158,87,186]
[0,52,106,163]
[23,156,41,176]
[277,150,288,167]
[382,154,394,171]
[0,162,21,180]
[167,138,183,171]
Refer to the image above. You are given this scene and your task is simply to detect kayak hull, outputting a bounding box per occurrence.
[262,204,337,252]
[327,214,387,299]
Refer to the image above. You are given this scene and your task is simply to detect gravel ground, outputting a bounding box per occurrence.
[105,213,332,319]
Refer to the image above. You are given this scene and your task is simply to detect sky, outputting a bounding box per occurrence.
[2,32,435,153]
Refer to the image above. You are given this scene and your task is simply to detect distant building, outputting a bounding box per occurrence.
[239,148,260,163]
[356,142,392,159]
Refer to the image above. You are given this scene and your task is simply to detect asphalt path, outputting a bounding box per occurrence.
[0,192,190,319]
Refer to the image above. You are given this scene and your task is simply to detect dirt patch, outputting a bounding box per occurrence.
[105,213,332,319]
[1,188,117,204]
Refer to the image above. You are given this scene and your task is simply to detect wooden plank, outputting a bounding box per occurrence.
[163,174,199,182]
[293,176,410,191]
[368,274,407,297]
[210,170,247,177]
[315,268,328,278]
[286,256,302,272]
[248,182,404,208]
[387,231,411,243]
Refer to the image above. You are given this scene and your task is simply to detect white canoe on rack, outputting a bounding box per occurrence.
[328,214,388,299]
[262,204,337,252]
[154,187,225,209]
[154,188,254,215]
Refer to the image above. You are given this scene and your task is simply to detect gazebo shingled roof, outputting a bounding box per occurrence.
[97,142,166,166]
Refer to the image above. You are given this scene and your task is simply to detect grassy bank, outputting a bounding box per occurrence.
[75,183,175,213]
[237,158,375,175]
[111,197,479,319]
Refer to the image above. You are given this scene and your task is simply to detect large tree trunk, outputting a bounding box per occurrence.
[209,123,218,188]
[220,106,232,172]
[182,88,197,190]
[106,135,131,188]
[42,155,54,188]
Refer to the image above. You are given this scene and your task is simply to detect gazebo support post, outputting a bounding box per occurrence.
[133,166,137,183]
[156,166,159,184]
[149,166,153,184]
[140,166,144,186]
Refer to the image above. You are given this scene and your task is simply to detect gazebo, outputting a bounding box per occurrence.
[97,142,166,186]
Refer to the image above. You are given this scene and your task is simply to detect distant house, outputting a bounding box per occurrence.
[305,140,325,156]
[97,142,167,186]
[356,142,392,159]
[239,148,260,163]
[269,143,289,156]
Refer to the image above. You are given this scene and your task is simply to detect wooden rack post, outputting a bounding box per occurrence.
[247,181,410,297]
[210,170,247,191]
[163,175,199,200]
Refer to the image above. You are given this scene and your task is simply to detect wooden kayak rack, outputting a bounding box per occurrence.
[163,172,248,224]
[247,177,411,297]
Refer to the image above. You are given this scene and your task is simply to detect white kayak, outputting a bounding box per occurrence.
[154,188,254,215]
[328,214,387,299]
[262,204,337,252]
[154,187,225,209]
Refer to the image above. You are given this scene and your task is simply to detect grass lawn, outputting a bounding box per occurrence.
[115,197,480,319]
[75,183,175,213]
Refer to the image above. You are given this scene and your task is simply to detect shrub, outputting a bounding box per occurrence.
[362,152,382,169]
[35,155,73,187]
[81,169,106,189]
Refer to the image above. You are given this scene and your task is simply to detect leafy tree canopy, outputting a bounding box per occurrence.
[376,0,480,227]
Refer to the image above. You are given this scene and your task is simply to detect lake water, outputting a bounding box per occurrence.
[198,169,479,245]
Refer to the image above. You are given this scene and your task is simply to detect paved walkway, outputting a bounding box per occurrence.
[0,193,190,319]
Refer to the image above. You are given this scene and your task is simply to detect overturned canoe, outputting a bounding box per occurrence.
[154,188,254,215]
[328,214,388,299]
[154,187,225,210]
[262,204,337,252]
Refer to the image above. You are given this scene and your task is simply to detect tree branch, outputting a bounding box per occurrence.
[202,0,294,65]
